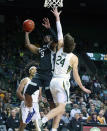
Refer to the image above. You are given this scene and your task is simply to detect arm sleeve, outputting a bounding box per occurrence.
[56,21,63,41]
[48,28,58,43]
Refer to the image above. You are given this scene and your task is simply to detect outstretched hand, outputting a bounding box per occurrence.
[51,8,62,18]
[83,87,91,94]
[42,18,51,29]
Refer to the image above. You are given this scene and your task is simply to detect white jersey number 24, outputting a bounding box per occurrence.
[56,55,65,67]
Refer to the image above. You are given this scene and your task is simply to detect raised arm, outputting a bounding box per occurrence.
[42,17,58,43]
[51,8,63,50]
[25,32,39,54]
[71,56,91,94]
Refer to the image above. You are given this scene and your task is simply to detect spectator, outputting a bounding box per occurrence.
[88,112,100,124]
[97,110,106,124]
[79,113,86,122]
[104,109,107,123]
[102,93,107,105]
[70,79,78,92]
[81,72,90,83]
[70,113,81,131]
[88,104,98,115]
[93,80,101,95]
[40,111,45,119]
[70,104,81,120]
[5,107,11,118]
[93,95,103,110]
[0,111,7,125]
[78,97,86,108]
[104,98,107,111]
[0,98,4,112]
[6,109,20,131]
[61,112,70,126]
[81,107,89,120]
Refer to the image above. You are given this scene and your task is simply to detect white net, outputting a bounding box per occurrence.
[44,0,63,8]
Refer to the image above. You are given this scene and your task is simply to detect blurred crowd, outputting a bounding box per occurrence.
[0,82,107,131]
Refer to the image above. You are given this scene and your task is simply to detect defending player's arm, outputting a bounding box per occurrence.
[16,78,28,101]
[72,56,91,94]
[25,32,39,54]
[51,8,63,50]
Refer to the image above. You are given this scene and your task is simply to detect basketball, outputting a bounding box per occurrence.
[23,19,35,32]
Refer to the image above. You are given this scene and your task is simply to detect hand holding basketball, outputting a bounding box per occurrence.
[23,19,35,32]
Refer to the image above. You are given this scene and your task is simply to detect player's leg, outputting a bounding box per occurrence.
[42,103,65,121]
[33,119,41,131]
[25,77,42,123]
[32,103,41,131]
[41,79,66,121]
[51,79,70,130]
[41,98,66,131]
[45,88,55,109]
[19,103,27,131]
[52,113,62,130]
[44,77,55,109]
[22,86,36,124]
[41,78,69,130]
[18,121,26,131]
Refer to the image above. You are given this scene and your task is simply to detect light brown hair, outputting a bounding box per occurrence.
[64,33,76,53]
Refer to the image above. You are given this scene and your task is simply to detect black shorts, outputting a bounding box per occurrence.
[25,73,53,101]
[45,88,53,102]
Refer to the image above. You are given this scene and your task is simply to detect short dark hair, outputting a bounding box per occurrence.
[63,33,76,53]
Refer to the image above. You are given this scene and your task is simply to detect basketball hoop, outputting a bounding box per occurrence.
[44,0,63,8]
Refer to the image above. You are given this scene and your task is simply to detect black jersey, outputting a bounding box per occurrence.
[25,28,57,98]
[37,44,55,74]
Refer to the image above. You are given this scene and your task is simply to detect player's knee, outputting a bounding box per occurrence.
[60,108,65,114]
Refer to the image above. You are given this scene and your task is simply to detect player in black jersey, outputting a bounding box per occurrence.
[24,18,58,110]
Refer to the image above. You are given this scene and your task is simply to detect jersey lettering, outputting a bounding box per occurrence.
[56,55,65,67]
[39,49,45,58]
[41,51,44,58]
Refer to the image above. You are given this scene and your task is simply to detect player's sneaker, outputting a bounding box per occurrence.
[38,119,47,130]
[25,108,35,124]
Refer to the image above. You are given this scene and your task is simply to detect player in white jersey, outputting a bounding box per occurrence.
[40,8,91,131]
[16,66,41,131]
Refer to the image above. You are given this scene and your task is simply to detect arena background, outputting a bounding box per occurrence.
[0,0,107,131]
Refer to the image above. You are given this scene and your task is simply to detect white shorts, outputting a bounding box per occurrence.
[50,77,70,104]
[20,101,40,124]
